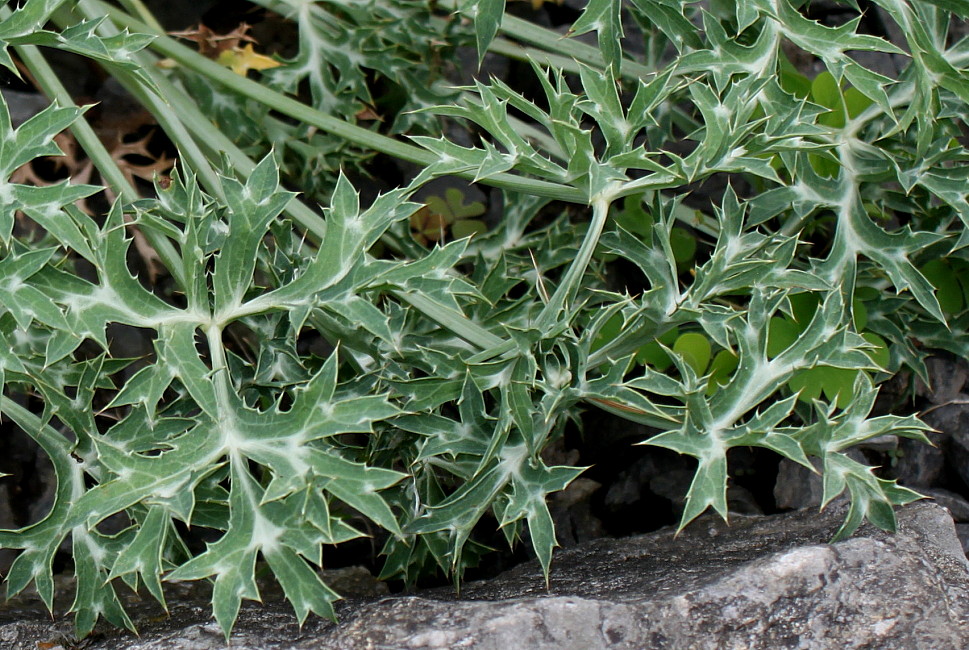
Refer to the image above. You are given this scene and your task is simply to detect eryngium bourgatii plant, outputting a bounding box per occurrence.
[0,0,963,639]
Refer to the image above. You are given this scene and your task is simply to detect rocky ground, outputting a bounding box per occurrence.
[2,501,967,648]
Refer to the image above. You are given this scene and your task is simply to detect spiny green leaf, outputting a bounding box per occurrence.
[107,506,170,609]
[459,0,506,63]
[569,0,624,74]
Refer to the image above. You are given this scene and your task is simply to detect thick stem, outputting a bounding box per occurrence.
[535,192,616,331]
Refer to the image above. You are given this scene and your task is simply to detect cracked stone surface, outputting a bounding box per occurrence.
[3,501,968,649]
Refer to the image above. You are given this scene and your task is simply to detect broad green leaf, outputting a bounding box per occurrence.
[859,333,889,371]
[669,227,697,267]
[706,349,738,393]
[812,71,846,128]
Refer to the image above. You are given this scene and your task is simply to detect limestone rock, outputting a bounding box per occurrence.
[926,488,969,522]
[2,502,967,649]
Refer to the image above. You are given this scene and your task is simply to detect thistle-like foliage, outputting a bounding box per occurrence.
[0,0,964,640]
[0,145,417,637]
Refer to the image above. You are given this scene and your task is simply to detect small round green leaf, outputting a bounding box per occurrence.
[657,327,679,346]
[615,194,653,239]
[809,153,841,178]
[635,328,679,370]
[670,227,697,268]
[779,68,811,99]
[855,286,880,301]
[636,341,672,371]
[789,292,820,325]
[920,259,964,315]
[811,71,845,128]
[852,298,868,331]
[591,313,623,352]
[673,332,711,375]
[820,367,860,409]
[791,366,862,409]
[862,332,890,370]
[952,258,969,307]
[788,367,824,403]
[778,52,812,98]
[706,349,739,394]
[843,87,873,119]
[767,317,800,358]
[451,219,487,239]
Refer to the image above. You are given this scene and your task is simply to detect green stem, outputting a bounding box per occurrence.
[91,0,587,204]
[486,37,590,78]
[499,14,656,80]
[115,0,163,32]
[432,0,656,80]
[10,40,186,288]
[251,0,567,160]
[74,1,327,239]
[535,192,615,330]
[396,292,505,350]
[205,324,233,420]
[110,66,226,200]
[71,6,222,194]
[66,3,505,352]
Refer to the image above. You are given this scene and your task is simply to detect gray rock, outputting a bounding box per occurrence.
[603,451,694,514]
[891,429,947,488]
[917,357,969,405]
[0,90,49,128]
[2,502,967,649]
[725,483,763,515]
[930,401,969,489]
[774,456,824,510]
[774,449,866,510]
[926,488,969,522]
[549,477,605,546]
[957,523,969,557]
